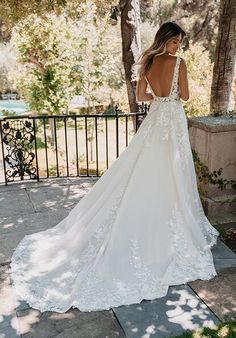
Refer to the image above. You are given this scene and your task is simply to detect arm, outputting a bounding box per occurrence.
[179,58,189,101]
[135,77,154,102]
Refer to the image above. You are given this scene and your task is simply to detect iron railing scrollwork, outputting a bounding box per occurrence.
[0,103,149,185]
[0,119,38,183]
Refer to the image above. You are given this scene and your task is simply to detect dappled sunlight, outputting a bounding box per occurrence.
[53,271,75,286]
[0,266,21,318]
[195,284,236,321]
[131,326,138,333]
[44,288,71,302]
[44,200,58,208]
[0,264,79,336]
[30,248,68,273]
[186,298,199,308]
[11,315,22,335]
[49,311,75,320]
[218,325,231,337]
[155,324,169,335]
[136,306,144,311]
[166,288,195,307]
[0,264,76,336]
[3,222,14,229]
[124,319,159,337]
[1,217,24,231]
[0,265,30,336]
[197,289,220,308]
[166,288,218,331]
[114,285,220,337]
[142,324,156,337]
[16,309,40,335]
[27,184,87,212]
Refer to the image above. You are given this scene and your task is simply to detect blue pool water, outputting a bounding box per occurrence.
[0,100,30,116]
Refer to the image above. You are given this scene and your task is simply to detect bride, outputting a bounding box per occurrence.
[10,22,219,313]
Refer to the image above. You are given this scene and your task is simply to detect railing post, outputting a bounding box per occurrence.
[0,120,7,185]
[32,118,40,182]
[115,104,119,158]
[0,108,149,184]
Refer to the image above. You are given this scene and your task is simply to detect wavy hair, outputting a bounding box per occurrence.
[132,22,186,82]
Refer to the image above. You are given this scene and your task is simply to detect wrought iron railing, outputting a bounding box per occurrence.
[0,105,149,185]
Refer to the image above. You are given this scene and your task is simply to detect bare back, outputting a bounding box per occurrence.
[145,55,179,97]
[136,54,189,102]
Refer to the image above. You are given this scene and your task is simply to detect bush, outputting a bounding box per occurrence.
[180,42,213,117]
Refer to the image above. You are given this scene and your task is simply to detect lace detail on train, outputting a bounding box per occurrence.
[10,183,128,312]
[10,55,219,313]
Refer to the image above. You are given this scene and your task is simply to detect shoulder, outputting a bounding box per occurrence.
[154,54,176,63]
[178,57,187,71]
[178,56,186,66]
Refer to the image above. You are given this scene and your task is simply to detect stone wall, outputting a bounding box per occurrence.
[188,116,236,216]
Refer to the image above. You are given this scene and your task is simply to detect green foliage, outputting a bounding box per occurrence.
[48,164,57,176]
[0,43,17,92]
[180,43,213,116]
[10,13,83,115]
[0,109,17,117]
[158,0,177,25]
[103,104,118,115]
[213,224,228,237]
[75,2,127,111]
[0,65,10,92]
[192,149,236,196]
[36,136,45,149]
[169,321,236,338]
[6,1,127,115]
[0,0,222,118]
[143,0,219,60]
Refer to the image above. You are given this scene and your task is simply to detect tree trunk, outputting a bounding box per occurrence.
[210,0,236,115]
[119,0,141,117]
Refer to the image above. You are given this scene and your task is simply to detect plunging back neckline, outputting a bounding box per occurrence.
[144,56,180,99]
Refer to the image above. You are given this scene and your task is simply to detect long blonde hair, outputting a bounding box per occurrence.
[132,22,186,82]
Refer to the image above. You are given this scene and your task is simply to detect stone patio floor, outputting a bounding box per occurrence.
[0,177,236,338]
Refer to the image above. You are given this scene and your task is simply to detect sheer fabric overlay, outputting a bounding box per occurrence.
[10,56,219,313]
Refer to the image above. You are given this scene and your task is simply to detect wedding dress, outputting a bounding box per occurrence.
[10,55,219,313]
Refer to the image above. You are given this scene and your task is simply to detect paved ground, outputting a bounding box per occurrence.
[0,178,236,338]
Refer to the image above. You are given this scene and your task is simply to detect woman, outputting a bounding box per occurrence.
[10,22,219,313]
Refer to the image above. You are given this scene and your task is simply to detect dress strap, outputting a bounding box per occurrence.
[169,56,181,98]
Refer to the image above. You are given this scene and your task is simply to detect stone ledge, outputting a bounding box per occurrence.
[188,115,236,132]
[201,194,236,216]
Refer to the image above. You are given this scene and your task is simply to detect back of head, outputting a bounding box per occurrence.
[132,22,186,82]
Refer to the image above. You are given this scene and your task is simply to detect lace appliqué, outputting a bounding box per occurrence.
[10,184,127,313]
[157,105,174,141]
[166,203,218,282]
[174,113,193,170]
[194,196,219,248]
[129,239,168,295]
[140,56,183,144]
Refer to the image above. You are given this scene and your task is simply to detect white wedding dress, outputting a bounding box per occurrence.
[10,56,219,313]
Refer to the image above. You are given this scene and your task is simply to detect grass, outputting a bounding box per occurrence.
[169,321,236,338]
